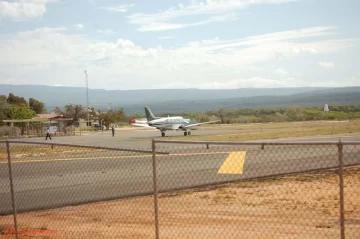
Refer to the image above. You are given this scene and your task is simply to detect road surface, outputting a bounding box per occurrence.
[0,132,359,215]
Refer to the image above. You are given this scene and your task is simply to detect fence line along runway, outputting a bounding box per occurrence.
[6,128,244,149]
[1,139,360,215]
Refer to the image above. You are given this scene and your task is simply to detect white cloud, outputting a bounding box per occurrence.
[97,29,115,35]
[158,36,174,40]
[138,22,186,32]
[138,13,238,32]
[101,4,135,13]
[0,0,57,21]
[344,76,359,84]
[128,0,297,31]
[188,26,336,50]
[274,68,288,76]
[308,77,358,87]
[73,24,84,30]
[318,61,335,69]
[0,26,356,90]
[193,76,304,89]
[129,0,297,24]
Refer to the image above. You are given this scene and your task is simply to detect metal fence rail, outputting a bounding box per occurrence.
[0,140,359,238]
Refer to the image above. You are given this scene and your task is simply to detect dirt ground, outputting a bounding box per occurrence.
[1,167,360,239]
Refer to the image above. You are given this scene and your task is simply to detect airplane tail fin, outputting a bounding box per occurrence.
[145,106,157,121]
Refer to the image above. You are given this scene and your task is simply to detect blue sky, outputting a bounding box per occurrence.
[0,0,359,90]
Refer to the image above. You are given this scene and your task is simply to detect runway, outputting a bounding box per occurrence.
[6,128,244,149]
[6,127,360,149]
[1,131,360,215]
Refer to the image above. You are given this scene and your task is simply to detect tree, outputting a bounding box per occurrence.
[0,95,9,126]
[98,109,125,129]
[285,106,304,121]
[63,104,87,124]
[7,93,28,106]
[216,108,226,123]
[194,112,210,122]
[53,107,64,115]
[29,98,46,114]
[8,104,37,119]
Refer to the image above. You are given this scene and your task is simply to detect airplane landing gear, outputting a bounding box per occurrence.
[184,131,191,136]
[161,131,165,137]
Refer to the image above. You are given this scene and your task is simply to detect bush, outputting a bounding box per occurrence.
[0,126,21,137]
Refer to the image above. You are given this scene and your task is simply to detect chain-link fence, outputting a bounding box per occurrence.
[0,140,166,238]
[0,140,359,238]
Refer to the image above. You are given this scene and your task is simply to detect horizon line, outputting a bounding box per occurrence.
[1,84,360,91]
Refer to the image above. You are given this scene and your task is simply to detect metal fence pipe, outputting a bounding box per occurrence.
[152,139,159,239]
[339,141,360,145]
[338,140,345,239]
[6,141,19,239]
[153,140,360,146]
[0,140,169,155]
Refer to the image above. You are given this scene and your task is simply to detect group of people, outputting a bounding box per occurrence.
[45,125,116,140]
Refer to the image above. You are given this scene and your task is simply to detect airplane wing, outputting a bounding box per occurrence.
[182,120,221,129]
[130,123,157,129]
[129,119,148,124]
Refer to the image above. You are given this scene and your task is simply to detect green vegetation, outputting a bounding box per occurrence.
[0,92,127,136]
[0,93,47,137]
[0,93,46,126]
[1,91,360,138]
[98,109,126,129]
[146,105,360,124]
[29,98,46,114]
[0,125,21,138]
[7,104,37,120]
[2,84,360,114]
[54,104,126,129]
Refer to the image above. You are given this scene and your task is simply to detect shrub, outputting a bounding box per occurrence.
[0,126,21,137]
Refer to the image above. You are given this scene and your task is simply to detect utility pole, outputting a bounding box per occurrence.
[84,71,89,128]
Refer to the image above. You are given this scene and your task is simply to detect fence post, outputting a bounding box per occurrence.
[6,141,19,239]
[152,139,160,239]
[338,140,345,239]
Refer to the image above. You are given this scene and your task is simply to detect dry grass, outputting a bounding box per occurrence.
[161,120,360,141]
[0,145,108,161]
[1,166,359,238]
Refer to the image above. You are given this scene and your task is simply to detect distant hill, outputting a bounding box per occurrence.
[122,91,360,114]
[1,84,359,114]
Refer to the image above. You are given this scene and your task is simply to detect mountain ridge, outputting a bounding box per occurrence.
[1,84,359,114]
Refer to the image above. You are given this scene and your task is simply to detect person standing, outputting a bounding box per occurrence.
[45,127,52,140]
[111,125,115,137]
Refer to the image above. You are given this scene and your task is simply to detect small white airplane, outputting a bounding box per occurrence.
[129,106,220,137]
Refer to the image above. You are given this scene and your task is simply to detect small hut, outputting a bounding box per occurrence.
[3,113,73,137]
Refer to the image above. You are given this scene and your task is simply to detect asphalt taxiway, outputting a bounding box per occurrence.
[0,130,359,215]
[6,127,360,149]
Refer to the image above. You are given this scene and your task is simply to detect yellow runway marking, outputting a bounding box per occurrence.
[217,151,247,174]
[0,151,230,164]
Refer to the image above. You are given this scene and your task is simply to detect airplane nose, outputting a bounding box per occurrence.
[128,119,136,124]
